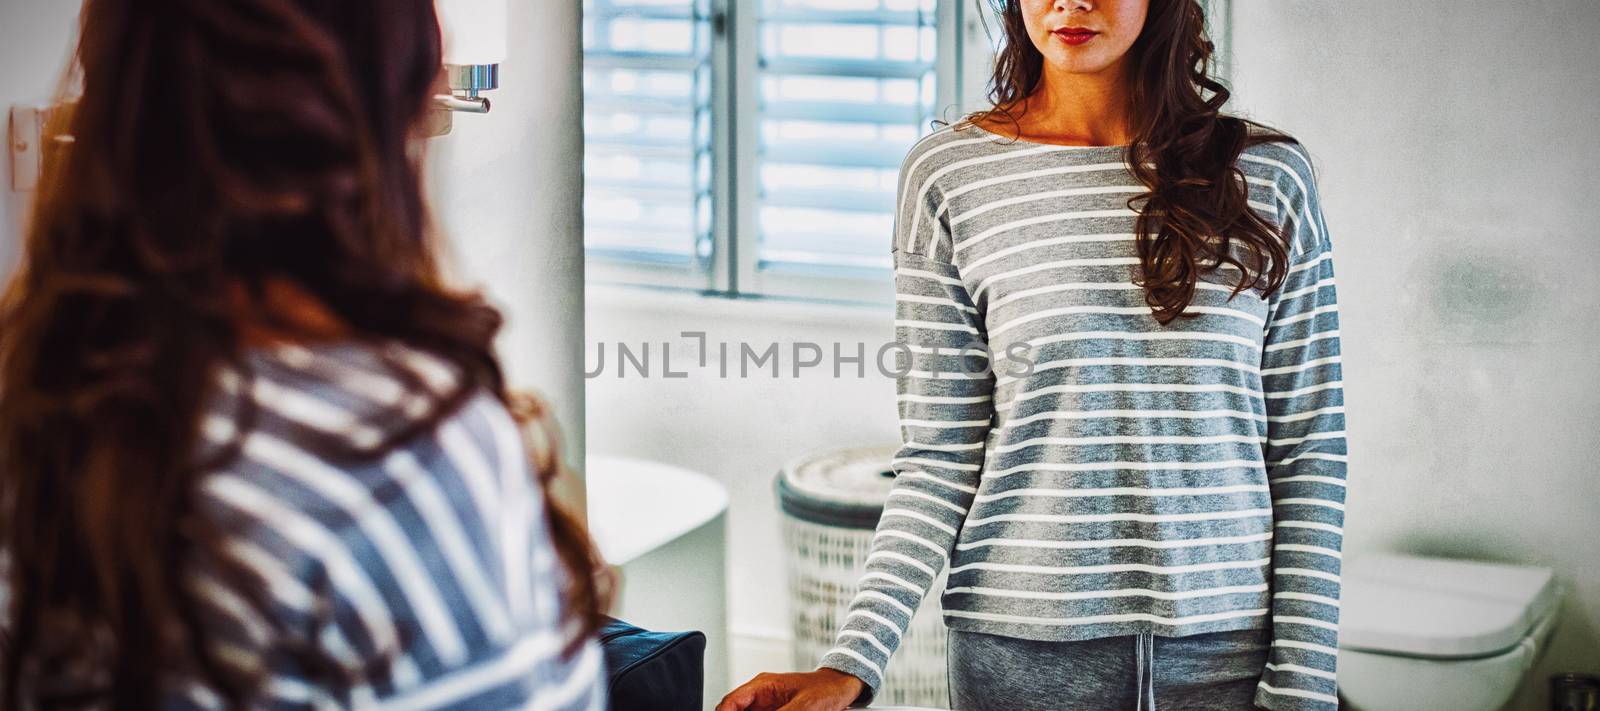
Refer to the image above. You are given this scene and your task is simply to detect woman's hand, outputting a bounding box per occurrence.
[716,668,867,711]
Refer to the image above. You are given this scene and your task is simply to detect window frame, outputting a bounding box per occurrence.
[731,0,960,304]
[582,0,719,292]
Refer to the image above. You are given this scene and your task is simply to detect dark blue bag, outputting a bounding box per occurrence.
[597,615,706,711]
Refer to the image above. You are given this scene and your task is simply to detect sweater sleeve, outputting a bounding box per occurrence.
[1252,148,1348,711]
[816,167,995,706]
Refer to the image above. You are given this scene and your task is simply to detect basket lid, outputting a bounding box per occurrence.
[1340,552,1561,658]
[775,444,901,529]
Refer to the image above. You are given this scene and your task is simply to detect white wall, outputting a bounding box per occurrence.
[424,0,590,509]
[0,0,80,280]
[589,2,1600,707]
[585,287,900,689]
[1227,2,1600,708]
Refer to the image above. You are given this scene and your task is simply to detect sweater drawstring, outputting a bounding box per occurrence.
[1134,631,1156,711]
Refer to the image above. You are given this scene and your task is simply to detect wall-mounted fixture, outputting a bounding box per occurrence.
[10,2,506,166]
[8,103,72,193]
[435,0,506,115]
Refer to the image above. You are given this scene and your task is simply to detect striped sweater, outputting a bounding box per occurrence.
[175,341,606,709]
[817,122,1347,711]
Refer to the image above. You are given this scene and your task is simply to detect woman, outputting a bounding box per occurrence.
[720,0,1344,709]
[0,0,611,708]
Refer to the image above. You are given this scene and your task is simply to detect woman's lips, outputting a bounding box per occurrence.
[1054,28,1099,45]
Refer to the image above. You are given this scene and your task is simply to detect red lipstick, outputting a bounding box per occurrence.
[1054,26,1099,45]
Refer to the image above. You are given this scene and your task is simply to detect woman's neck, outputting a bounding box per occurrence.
[988,62,1135,146]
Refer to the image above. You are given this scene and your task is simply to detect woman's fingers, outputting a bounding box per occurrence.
[716,673,785,711]
[718,670,855,711]
[714,686,752,711]
[773,695,843,711]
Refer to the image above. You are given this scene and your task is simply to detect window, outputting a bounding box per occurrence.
[582,1,1232,302]
[742,0,942,301]
[582,0,715,289]
[582,0,973,303]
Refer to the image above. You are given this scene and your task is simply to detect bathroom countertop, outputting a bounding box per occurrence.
[584,454,730,566]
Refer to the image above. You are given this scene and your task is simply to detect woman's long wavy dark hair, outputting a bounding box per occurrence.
[0,0,611,707]
[970,0,1301,321]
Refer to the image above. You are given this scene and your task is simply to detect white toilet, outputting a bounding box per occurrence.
[1338,552,1564,711]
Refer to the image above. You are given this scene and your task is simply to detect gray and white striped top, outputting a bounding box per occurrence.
[172,340,607,709]
[818,122,1346,711]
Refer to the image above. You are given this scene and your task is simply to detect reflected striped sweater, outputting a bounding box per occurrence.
[0,341,607,708]
[817,123,1347,711]
[182,342,605,708]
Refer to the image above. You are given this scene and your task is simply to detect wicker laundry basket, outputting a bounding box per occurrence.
[775,444,950,709]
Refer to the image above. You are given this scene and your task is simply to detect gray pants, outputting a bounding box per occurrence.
[946,626,1271,711]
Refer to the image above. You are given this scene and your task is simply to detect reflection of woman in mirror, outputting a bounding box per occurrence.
[721,0,1345,709]
[0,0,612,707]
